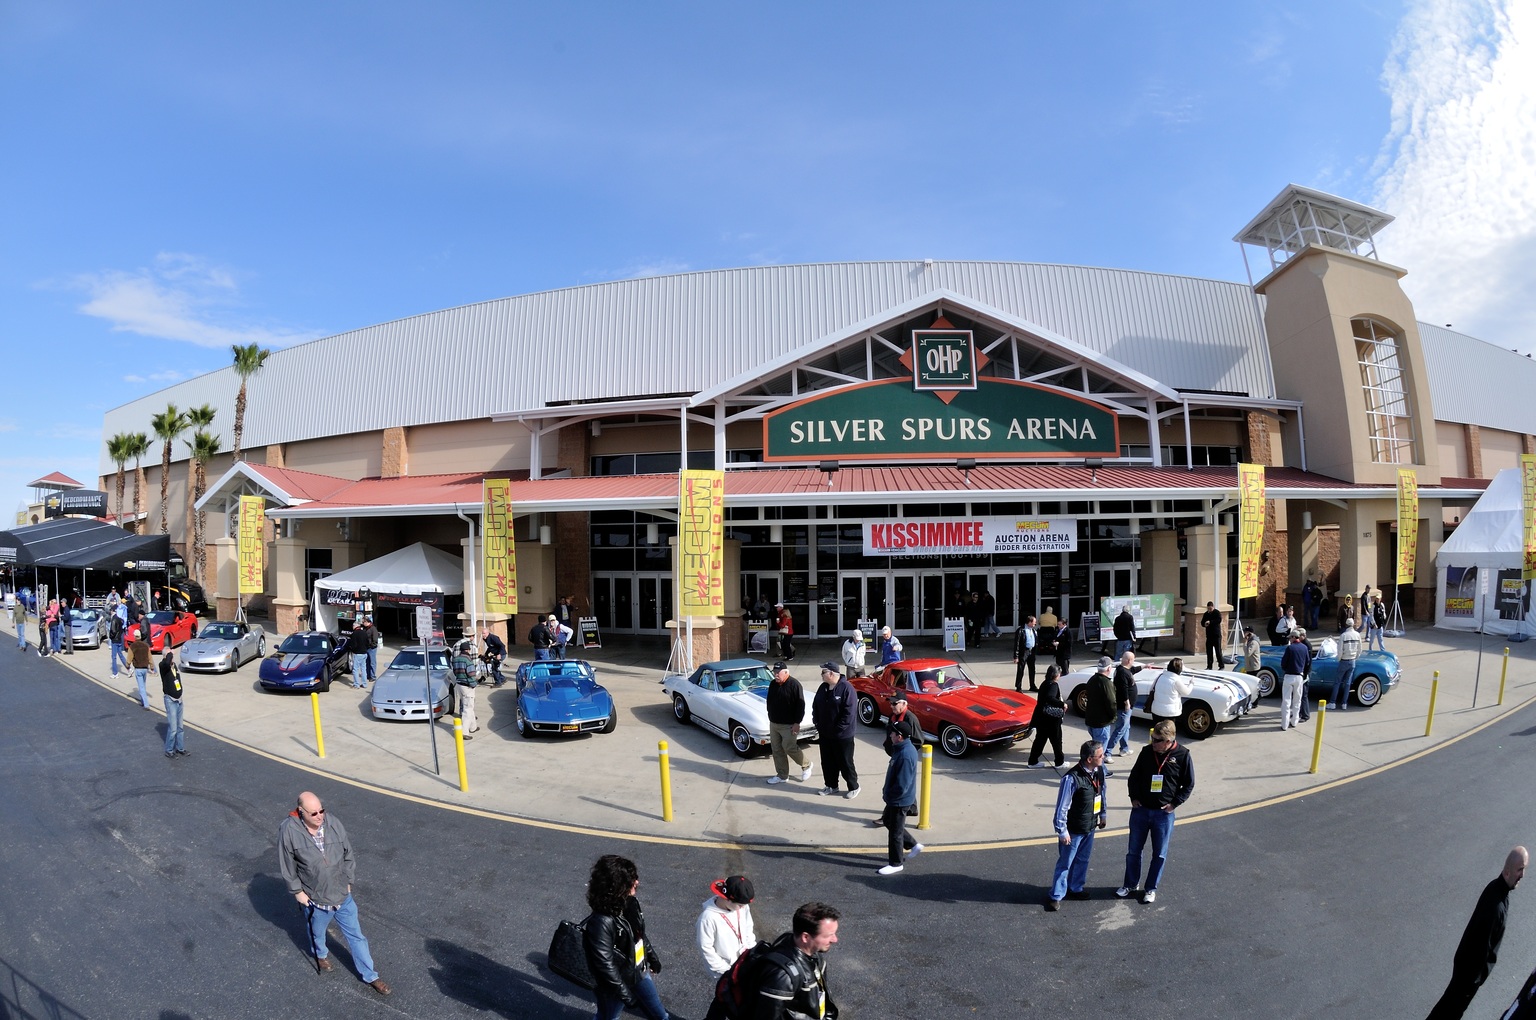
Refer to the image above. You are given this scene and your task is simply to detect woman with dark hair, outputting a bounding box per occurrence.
[1025,664,1067,770]
[582,854,672,1020]
[1147,657,1193,729]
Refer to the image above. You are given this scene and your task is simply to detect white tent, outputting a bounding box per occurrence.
[312,543,464,635]
[1435,468,1534,637]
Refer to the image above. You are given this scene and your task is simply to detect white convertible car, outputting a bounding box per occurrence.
[662,658,819,757]
[1059,663,1257,739]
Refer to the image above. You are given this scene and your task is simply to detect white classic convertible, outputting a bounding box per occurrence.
[1058,662,1257,739]
[662,658,819,757]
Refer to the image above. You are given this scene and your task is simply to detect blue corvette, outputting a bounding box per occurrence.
[1255,641,1402,707]
[514,659,616,738]
[258,631,352,693]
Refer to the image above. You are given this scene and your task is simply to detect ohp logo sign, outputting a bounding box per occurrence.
[911,329,976,391]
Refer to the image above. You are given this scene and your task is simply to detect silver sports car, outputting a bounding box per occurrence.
[68,608,110,649]
[180,620,268,673]
[370,646,453,721]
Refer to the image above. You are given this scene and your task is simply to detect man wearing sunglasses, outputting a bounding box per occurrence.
[1117,720,1195,905]
[278,791,392,995]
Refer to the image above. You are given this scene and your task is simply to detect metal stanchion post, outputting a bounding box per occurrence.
[309,692,325,758]
[453,717,469,792]
[1309,701,1325,775]
[658,740,673,822]
[1499,648,1510,706]
[1425,670,1440,737]
[917,743,933,830]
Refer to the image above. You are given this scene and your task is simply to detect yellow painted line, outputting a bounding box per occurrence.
[51,646,1536,855]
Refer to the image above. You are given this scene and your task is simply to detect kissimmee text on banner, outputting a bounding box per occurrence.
[678,470,725,617]
[1237,463,1266,599]
[482,478,518,615]
[1396,468,1418,586]
[1524,455,1536,580]
[863,517,1077,556]
[238,495,265,594]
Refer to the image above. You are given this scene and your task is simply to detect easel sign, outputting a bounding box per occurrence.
[857,618,878,648]
[579,616,602,649]
[943,617,966,653]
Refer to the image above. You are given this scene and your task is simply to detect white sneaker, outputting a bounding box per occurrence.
[1115,887,1133,899]
[766,775,787,785]
[877,864,904,876]
[1026,761,1050,769]
[1141,889,1158,904]
[844,787,860,800]
[907,843,924,859]
[800,763,813,782]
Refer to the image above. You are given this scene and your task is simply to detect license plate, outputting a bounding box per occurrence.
[562,723,579,732]
[1013,730,1028,742]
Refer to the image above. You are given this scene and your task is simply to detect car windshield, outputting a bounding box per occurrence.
[389,649,451,669]
[201,624,240,639]
[523,662,594,683]
[147,611,176,625]
[716,667,772,692]
[277,635,330,654]
[907,666,976,693]
[68,609,100,622]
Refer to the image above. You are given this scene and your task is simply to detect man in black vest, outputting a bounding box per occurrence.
[1046,740,1108,911]
[1426,846,1528,1019]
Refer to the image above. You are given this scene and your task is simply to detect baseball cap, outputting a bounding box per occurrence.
[772,661,788,671]
[889,688,908,703]
[710,875,755,904]
[820,661,841,673]
[1097,656,1113,669]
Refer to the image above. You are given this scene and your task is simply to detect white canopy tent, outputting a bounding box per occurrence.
[312,542,465,637]
[1435,468,1535,638]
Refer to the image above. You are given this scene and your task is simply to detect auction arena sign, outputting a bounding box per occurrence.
[762,378,1118,461]
[864,517,1077,556]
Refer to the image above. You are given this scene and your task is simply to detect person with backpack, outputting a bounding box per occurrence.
[697,875,756,978]
[707,902,841,1020]
[581,854,674,1020]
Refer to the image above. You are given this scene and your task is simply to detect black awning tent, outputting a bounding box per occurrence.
[0,518,171,571]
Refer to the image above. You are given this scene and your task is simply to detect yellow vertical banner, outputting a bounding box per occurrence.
[482,478,518,615]
[1396,468,1419,585]
[678,470,725,617]
[238,495,265,593]
[1523,455,1536,580]
[1237,463,1266,599]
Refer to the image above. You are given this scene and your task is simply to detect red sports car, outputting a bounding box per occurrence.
[128,610,199,653]
[850,658,1036,758]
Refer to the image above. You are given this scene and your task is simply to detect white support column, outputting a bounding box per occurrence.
[527,420,542,480]
[713,402,726,470]
[1147,394,1163,467]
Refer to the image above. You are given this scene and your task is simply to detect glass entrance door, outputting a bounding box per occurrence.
[592,573,672,634]
[840,574,889,634]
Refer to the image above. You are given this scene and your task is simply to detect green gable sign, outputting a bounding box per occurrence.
[912,329,977,390]
[763,378,1120,461]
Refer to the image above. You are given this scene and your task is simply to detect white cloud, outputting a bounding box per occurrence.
[122,370,188,385]
[64,252,314,349]
[1372,0,1536,349]
[0,419,17,433]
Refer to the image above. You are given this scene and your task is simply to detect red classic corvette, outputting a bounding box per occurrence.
[127,610,199,653]
[850,658,1037,758]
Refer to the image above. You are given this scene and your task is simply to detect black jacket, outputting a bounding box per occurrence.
[1083,671,1116,728]
[529,623,555,649]
[1112,664,1137,710]
[1126,740,1194,810]
[346,627,371,654]
[1453,876,1513,983]
[811,676,856,740]
[1030,676,1065,726]
[158,656,183,700]
[765,676,805,725]
[743,931,837,1020]
[1113,610,1136,642]
[583,897,657,1006]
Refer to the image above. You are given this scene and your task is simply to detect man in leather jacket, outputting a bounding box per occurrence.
[708,901,840,1020]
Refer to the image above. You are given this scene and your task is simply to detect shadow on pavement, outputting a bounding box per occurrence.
[422,938,587,1018]
[0,951,91,1020]
[246,871,316,959]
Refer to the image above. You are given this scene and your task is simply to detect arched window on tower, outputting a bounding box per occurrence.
[1352,317,1416,464]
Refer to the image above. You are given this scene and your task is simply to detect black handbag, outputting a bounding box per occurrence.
[548,919,594,989]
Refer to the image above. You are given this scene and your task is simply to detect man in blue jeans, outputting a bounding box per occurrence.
[160,648,188,758]
[1046,740,1108,910]
[346,624,371,689]
[1333,622,1361,710]
[1119,720,1194,905]
[11,600,25,650]
[278,792,391,996]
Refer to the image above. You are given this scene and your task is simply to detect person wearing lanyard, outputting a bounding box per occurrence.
[697,875,756,978]
[1118,719,1195,905]
[1046,740,1108,911]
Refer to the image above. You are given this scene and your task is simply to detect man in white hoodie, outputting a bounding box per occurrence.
[697,875,757,977]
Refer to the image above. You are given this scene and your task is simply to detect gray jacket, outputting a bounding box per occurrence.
[278,811,357,907]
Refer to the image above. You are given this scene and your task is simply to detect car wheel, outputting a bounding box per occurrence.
[231,651,242,671]
[601,711,617,734]
[257,636,266,655]
[939,723,970,758]
[1072,687,1089,716]
[318,667,331,694]
[1354,674,1383,707]
[1181,702,1216,739]
[517,704,533,738]
[729,722,754,758]
[857,694,880,726]
[672,693,691,723]
[1255,667,1280,699]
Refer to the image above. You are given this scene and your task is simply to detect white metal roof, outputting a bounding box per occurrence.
[99,260,1280,474]
[1418,322,1536,437]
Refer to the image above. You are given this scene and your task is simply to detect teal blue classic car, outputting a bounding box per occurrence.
[1255,641,1401,707]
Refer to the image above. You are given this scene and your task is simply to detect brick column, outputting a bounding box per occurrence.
[1465,424,1482,480]
[382,427,408,478]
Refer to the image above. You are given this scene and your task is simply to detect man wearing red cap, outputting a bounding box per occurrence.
[697,875,756,977]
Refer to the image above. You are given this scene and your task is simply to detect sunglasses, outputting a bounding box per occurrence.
[304,806,326,816]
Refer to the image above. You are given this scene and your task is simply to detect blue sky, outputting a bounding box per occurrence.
[3,0,1531,518]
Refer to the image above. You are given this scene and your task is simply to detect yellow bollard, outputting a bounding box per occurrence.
[1499,648,1510,706]
[1425,670,1440,737]
[917,743,933,830]
[658,740,673,822]
[452,717,469,792]
[309,692,326,758]
[1308,701,1325,774]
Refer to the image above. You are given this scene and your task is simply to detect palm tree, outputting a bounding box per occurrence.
[151,404,188,535]
[181,405,217,569]
[183,429,223,583]
[230,342,271,462]
[126,431,150,532]
[106,433,133,524]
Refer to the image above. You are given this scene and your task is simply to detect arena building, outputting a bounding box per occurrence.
[97,185,1536,659]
